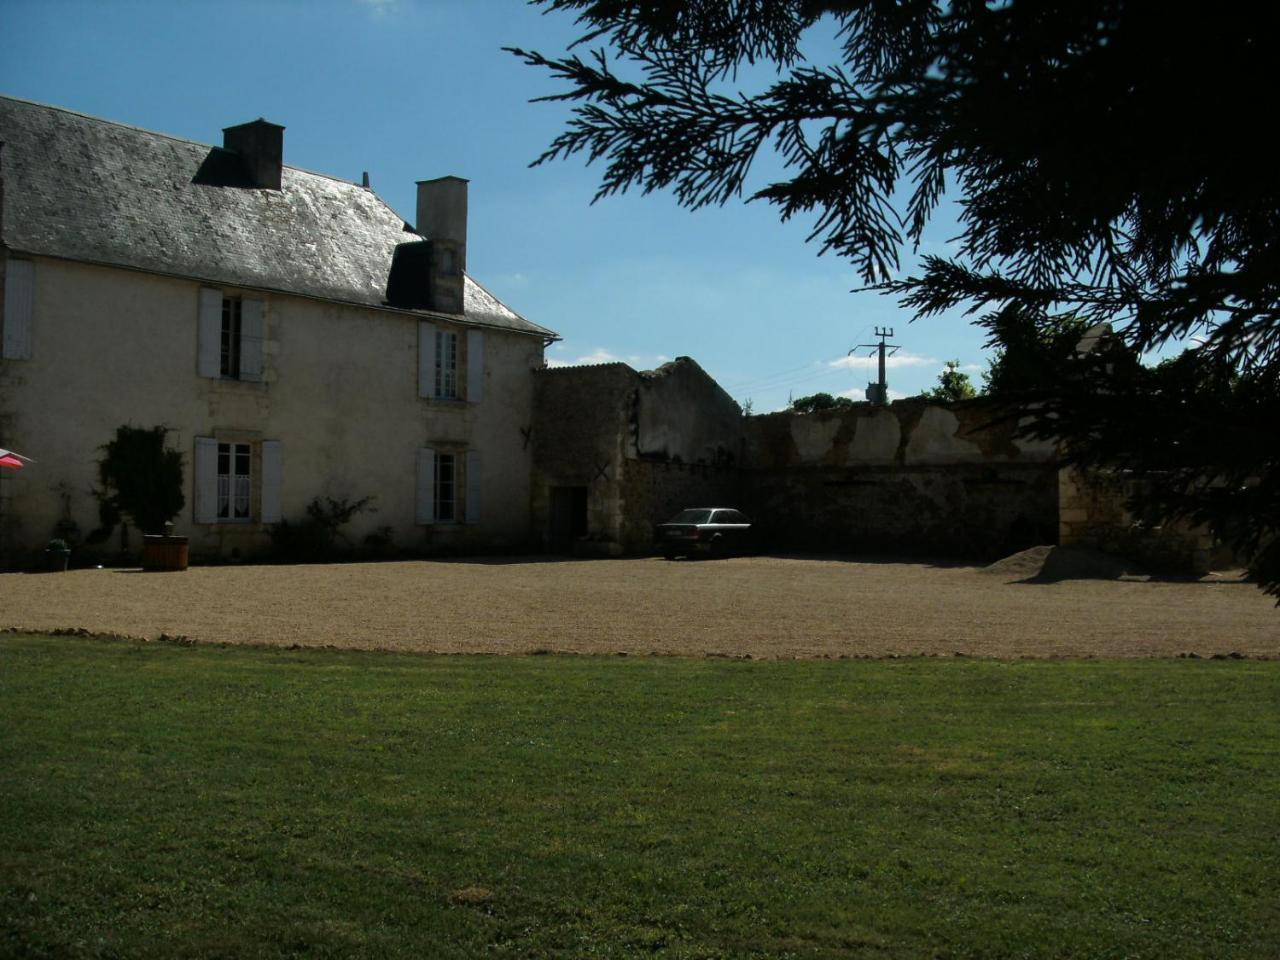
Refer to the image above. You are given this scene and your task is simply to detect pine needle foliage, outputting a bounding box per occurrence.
[511,2,1280,598]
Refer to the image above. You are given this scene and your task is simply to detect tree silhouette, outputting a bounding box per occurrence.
[789,392,855,414]
[511,2,1279,598]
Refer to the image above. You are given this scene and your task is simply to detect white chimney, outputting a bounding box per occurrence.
[415,176,468,314]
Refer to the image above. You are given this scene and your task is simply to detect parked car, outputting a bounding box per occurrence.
[656,507,754,559]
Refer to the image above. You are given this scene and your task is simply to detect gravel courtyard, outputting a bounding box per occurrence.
[3,555,1276,658]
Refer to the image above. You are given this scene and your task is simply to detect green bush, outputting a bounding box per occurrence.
[269,496,375,562]
[88,426,184,541]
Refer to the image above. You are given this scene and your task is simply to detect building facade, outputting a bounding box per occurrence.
[0,96,556,563]
[531,357,746,554]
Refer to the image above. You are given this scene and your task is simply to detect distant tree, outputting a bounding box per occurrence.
[789,392,855,414]
[511,2,1280,599]
[925,361,977,403]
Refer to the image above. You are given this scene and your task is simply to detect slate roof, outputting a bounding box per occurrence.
[0,95,556,339]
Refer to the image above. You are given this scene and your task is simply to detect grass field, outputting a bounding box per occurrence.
[2,634,1278,958]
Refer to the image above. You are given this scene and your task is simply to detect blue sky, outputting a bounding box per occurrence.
[1,0,988,411]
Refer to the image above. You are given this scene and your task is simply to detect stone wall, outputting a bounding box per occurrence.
[1059,467,1219,573]
[530,363,635,548]
[744,399,1059,557]
[530,356,1239,566]
[618,460,743,551]
[635,358,745,466]
[531,358,746,552]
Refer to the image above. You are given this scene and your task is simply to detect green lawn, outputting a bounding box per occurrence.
[1,635,1277,959]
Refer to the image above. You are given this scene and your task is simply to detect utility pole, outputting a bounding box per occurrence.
[851,327,899,405]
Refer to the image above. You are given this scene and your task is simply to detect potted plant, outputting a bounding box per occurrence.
[92,426,188,571]
[44,538,71,572]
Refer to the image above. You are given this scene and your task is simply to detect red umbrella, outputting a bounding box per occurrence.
[0,448,33,470]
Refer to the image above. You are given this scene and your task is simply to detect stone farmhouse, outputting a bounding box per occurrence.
[0,96,1217,572]
[0,95,557,563]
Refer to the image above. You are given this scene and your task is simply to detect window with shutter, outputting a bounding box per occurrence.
[194,436,278,524]
[199,289,265,381]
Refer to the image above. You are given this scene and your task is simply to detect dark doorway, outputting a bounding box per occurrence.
[549,486,588,551]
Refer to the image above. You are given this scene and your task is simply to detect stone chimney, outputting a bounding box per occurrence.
[416,176,468,314]
[223,119,285,191]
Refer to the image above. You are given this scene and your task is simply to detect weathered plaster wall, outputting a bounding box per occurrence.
[531,358,747,552]
[1059,467,1220,573]
[0,256,543,564]
[635,358,744,466]
[745,399,1059,557]
[530,363,635,547]
[618,460,743,551]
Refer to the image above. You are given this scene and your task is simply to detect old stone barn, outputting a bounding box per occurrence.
[532,357,1062,560]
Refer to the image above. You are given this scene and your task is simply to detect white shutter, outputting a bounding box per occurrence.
[260,440,282,523]
[467,329,485,403]
[193,436,218,523]
[2,258,34,360]
[418,322,437,398]
[416,447,436,524]
[465,449,481,524]
[197,288,222,377]
[239,297,265,382]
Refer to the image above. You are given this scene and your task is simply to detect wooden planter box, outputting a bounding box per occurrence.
[142,535,189,572]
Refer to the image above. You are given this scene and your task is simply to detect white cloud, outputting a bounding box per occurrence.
[545,348,673,370]
[358,0,398,16]
[829,350,936,371]
[492,272,529,288]
[628,353,671,367]
[546,348,623,368]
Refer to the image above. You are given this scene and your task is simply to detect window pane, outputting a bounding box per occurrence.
[235,445,250,476]
[672,509,712,524]
[234,476,250,518]
[436,331,458,399]
[436,453,456,521]
[221,297,241,378]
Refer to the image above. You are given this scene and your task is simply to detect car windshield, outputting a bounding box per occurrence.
[670,509,713,524]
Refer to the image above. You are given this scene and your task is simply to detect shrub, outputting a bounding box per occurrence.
[269,496,375,562]
[88,426,184,542]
